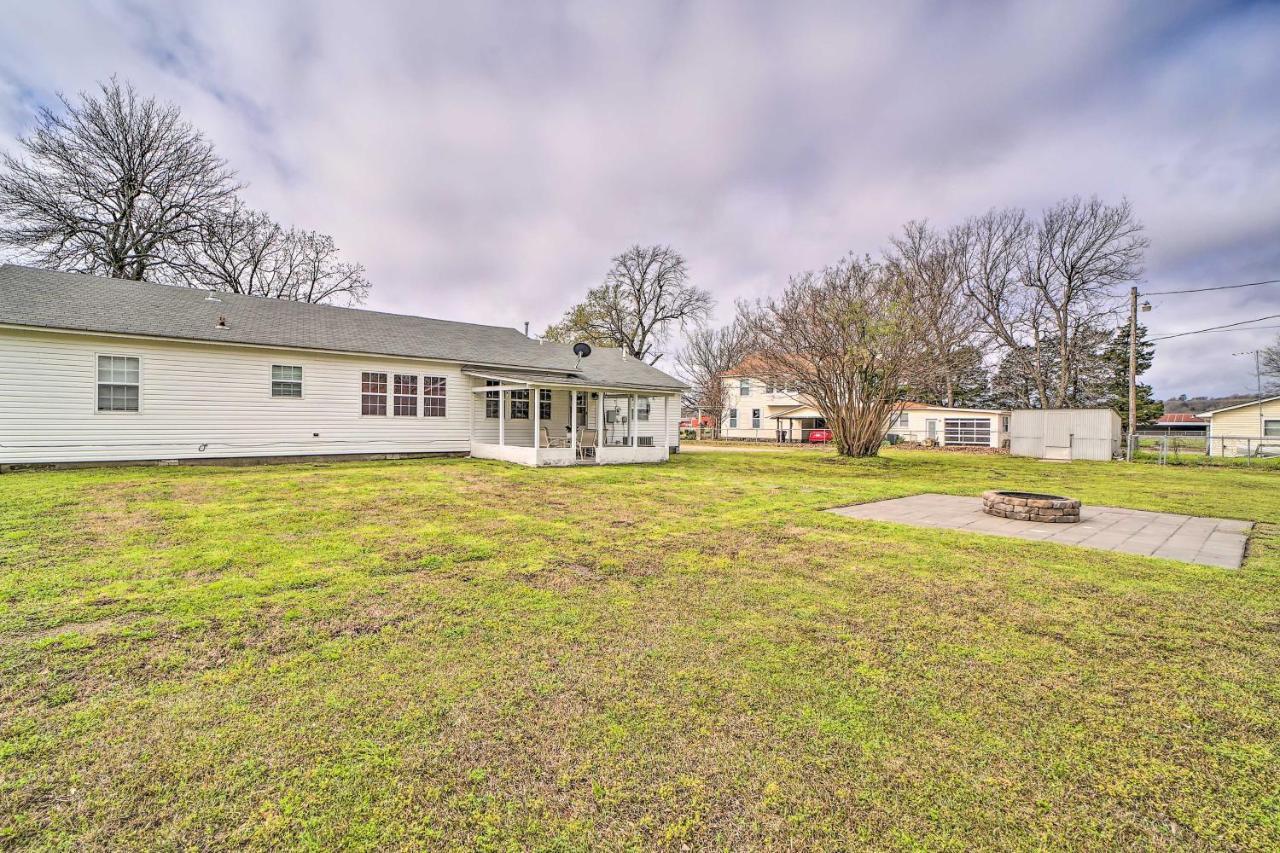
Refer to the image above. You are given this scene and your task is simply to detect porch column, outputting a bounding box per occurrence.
[570,391,578,452]
[498,389,506,446]
[631,394,638,447]
[663,395,670,450]
[597,390,605,448]
[532,385,541,456]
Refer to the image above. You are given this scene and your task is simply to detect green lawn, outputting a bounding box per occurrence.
[2,449,1277,849]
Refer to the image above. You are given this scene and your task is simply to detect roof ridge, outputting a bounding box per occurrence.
[0,262,532,337]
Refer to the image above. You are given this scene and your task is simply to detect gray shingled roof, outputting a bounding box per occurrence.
[0,264,686,391]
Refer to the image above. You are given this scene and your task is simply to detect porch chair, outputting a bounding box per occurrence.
[539,426,567,448]
[577,428,598,460]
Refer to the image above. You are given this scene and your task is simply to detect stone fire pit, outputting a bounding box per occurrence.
[982,490,1081,523]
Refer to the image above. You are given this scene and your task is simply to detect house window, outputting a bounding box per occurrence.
[96,355,139,412]
[510,388,529,419]
[485,380,500,418]
[1001,415,1010,432]
[393,374,418,416]
[896,411,909,427]
[637,397,651,421]
[944,417,992,446]
[765,383,774,394]
[576,392,588,426]
[1264,419,1280,438]
[752,408,761,428]
[539,388,552,421]
[271,365,303,398]
[424,377,447,417]
[728,408,738,428]
[361,372,387,415]
[739,379,750,396]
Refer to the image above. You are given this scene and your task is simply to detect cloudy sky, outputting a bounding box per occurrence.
[1,1,1278,397]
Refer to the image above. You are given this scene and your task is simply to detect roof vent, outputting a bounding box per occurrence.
[204,294,222,302]
[216,315,229,329]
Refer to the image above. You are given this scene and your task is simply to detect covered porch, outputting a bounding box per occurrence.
[464,369,676,467]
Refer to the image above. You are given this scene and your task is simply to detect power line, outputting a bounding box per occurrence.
[1143,278,1280,296]
[1184,324,1280,334]
[1151,313,1280,341]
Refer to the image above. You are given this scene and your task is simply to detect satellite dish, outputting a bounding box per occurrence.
[572,342,592,359]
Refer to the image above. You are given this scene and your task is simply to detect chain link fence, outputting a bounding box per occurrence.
[1129,431,1280,464]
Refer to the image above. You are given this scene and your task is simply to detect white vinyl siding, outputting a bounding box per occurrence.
[0,329,473,464]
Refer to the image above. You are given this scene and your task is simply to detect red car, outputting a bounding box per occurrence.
[807,429,832,443]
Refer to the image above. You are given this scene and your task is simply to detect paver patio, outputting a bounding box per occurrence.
[827,493,1252,568]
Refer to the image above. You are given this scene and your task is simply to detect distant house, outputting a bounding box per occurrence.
[1152,412,1206,432]
[0,265,685,470]
[717,362,1008,447]
[1197,396,1280,457]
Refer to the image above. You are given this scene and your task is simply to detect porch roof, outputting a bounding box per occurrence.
[462,366,679,394]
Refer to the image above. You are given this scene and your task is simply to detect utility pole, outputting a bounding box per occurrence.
[1127,286,1138,461]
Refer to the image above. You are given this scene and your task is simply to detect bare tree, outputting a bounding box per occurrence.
[740,255,927,457]
[544,245,712,363]
[171,199,284,294]
[170,200,370,305]
[271,228,370,306]
[958,197,1147,408]
[0,78,238,281]
[955,207,1052,406]
[1030,196,1148,406]
[887,220,983,406]
[675,319,752,413]
[1262,335,1280,391]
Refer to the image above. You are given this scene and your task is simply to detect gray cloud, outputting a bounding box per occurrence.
[0,0,1277,396]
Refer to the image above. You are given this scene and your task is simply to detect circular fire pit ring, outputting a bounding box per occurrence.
[982,490,1081,523]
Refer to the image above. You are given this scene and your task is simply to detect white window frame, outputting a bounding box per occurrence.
[895,411,909,427]
[509,388,530,420]
[751,408,761,429]
[95,353,142,414]
[739,379,750,396]
[270,364,303,399]
[728,408,738,428]
[1264,419,1280,438]
[484,379,500,418]
[361,371,388,416]
[539,388,552,421]
[637,397,651,421]
[393,373,418,417]
[423,376,447,417]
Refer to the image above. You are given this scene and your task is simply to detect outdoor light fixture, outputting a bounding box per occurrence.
[1141,300,1152,312]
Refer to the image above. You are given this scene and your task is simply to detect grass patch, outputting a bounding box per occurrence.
[1,449,1277,848]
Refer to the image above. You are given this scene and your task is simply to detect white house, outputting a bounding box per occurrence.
[0,265,685,470]
[1197,395,1280,457]
[718,365,1007,447]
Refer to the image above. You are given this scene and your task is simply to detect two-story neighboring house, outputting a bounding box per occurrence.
[719,369,821,441]
[719,360,1009,447]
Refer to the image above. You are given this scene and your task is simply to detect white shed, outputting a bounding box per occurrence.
[1009,409,1122,461]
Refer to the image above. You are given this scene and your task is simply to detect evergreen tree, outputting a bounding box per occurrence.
[1101,323,1162,430]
